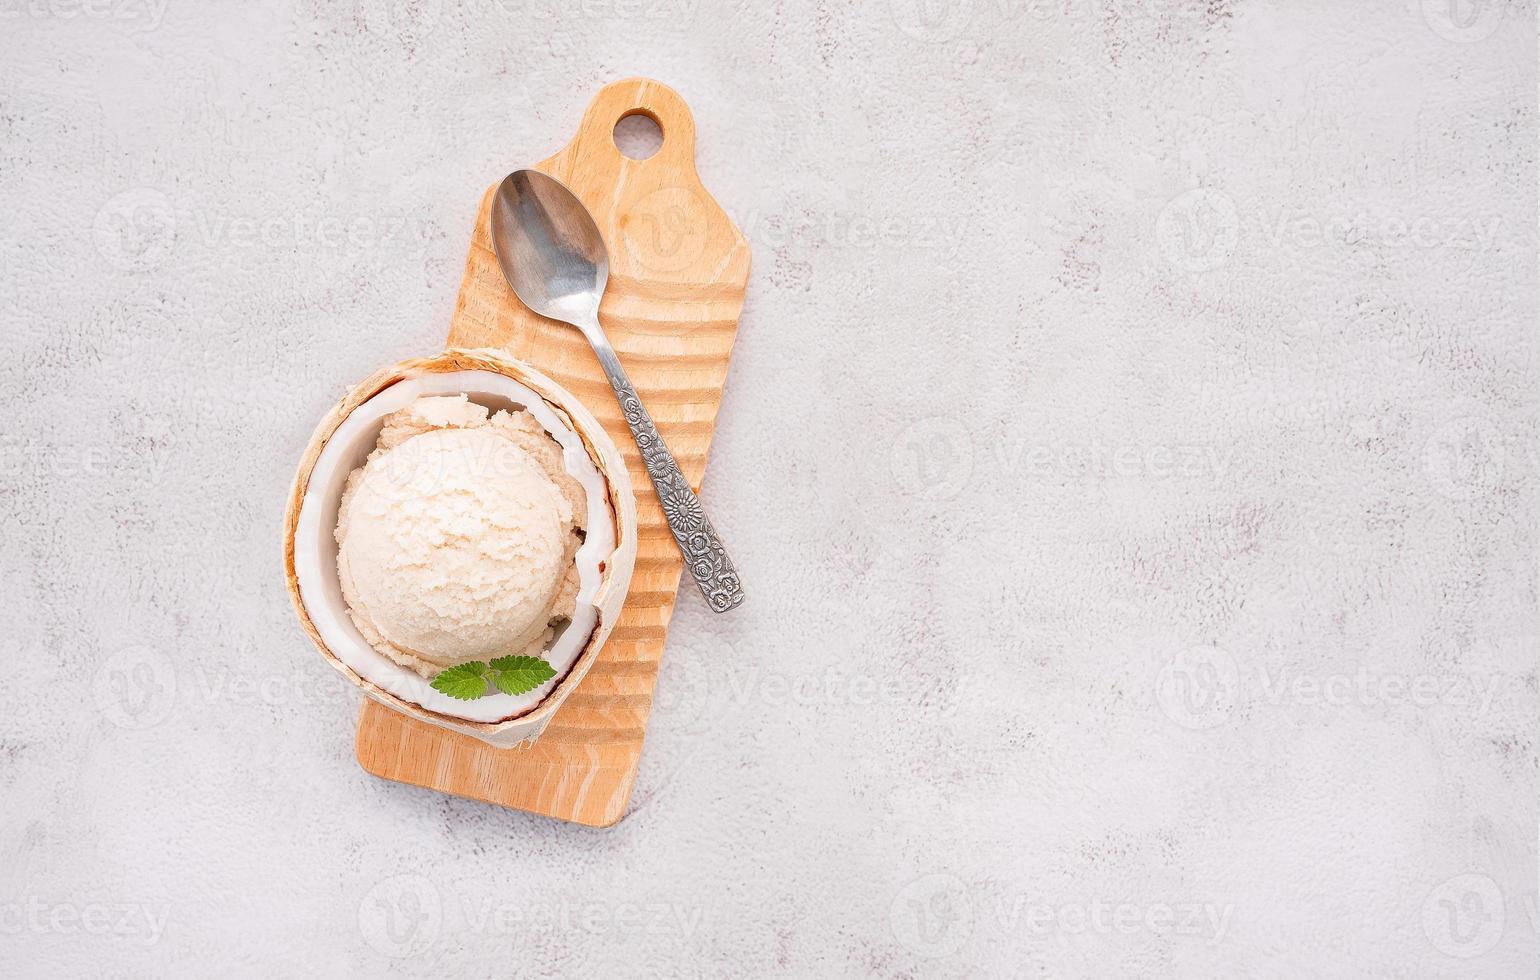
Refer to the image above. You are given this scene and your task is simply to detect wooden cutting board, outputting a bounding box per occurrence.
[353,78,749,826]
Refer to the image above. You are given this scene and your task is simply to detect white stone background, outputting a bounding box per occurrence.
[1,0,1536,976]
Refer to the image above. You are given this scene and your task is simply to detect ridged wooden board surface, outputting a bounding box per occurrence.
[354,78,749,826]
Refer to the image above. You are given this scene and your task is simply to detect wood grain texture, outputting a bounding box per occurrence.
[353,78,749,827]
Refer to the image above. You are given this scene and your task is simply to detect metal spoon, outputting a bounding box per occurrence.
[490,169,744,613]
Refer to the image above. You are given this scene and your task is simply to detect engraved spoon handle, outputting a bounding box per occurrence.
[586,328,744,613]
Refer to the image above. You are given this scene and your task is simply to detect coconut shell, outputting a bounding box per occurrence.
[281,348,638,747]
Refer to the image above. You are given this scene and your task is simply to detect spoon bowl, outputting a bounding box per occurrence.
[491,171,609,329]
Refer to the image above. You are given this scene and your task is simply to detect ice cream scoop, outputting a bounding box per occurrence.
[334,396,586,677]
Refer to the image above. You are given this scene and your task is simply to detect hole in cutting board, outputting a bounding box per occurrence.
[613,112,663,160]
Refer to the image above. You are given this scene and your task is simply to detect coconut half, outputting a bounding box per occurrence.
[282,349,637,747]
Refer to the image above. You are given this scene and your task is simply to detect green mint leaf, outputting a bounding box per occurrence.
[431,661,490,700]
[489,655,556,696]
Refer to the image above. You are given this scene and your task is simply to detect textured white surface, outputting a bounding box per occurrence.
[1,2,1536,977]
